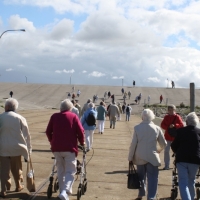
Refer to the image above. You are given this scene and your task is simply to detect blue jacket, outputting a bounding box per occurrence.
[81,108,97,130]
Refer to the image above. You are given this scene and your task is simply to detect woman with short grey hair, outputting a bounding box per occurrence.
[128,109,167,200]
[0,98,32,197]
[171,112,200,200]
[46,99,85,200]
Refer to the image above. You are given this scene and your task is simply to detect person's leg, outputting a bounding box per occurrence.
[126,112,128,121]
[188,163,199,200]
[62,152,76,195]
[84,130,90,150]
[0,156,11,196]
[98,120,101,133]
[128,112,130,121]
[53,152,65,193]
[176,162,191,200]
[137,165,147,198]
[102,120,105,133]
[113,116,116,129]
[89,130,94,149]
[146,163,158,199]
[10,156,23,191]
[164,141,171,169]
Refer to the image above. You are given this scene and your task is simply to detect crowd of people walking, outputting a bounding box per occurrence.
[0,85,199,200]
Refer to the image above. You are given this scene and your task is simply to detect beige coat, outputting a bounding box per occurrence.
[108,104,120,118]
[0,111,32,160]
[128,121,167,166]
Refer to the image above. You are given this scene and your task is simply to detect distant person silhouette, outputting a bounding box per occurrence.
[9,91,13,98]
[133,80,135,87]
[171,81,175,88]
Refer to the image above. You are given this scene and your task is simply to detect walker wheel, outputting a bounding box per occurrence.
[84,181,87,193]
[170,187,178,200]
[77,187,82,200]
[196,188,200,199]
[47,185,53,199]
[54,178,59,192]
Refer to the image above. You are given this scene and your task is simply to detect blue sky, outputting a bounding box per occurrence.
[0,0,200,88]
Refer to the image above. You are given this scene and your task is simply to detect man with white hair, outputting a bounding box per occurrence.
[46,99,85,200]
[81,102,97,151]
[108,102,120,129]
[0,98,32,198]
[171,112,200,200]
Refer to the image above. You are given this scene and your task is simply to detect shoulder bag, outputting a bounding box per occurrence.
[127,163,141,189]
[168,115,177,137]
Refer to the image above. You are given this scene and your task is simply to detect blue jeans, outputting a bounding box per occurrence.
[126,112,130,121]
[164,140,172,168]
[177,162,199,200]
[137,163,158,199]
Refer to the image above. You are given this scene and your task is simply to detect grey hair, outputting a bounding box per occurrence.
[60,99,73,112]
[186,112,199,126]
[142,109,155,121]
[168,104,176,110]
[5,98,19,111]
[88,102,95,108]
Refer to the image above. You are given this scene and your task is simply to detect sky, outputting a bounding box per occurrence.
[0,0,200,88]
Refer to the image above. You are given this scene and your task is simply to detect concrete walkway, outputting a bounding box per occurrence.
[0,108,180,200]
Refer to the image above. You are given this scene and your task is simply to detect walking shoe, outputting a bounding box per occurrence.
[110,125,112,128]
[15,185,24,192]
[101,132,103,134]
[162,167,169,170]
[58,191,69,200]
[113,126,115,129]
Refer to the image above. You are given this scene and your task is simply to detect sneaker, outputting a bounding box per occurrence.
[58,191,69,200]
[110,125,112,128]
[162,167,169,170]
[101,132,103,134]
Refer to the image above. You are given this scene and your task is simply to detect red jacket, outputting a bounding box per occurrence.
[161,114,184,141]
[46,110,84,156]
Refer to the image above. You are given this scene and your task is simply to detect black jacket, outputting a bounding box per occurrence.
[171,125,200,164]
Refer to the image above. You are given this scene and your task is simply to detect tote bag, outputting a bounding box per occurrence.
[127,163,141,189]
[26,155,36,192]
[168,115,177,137]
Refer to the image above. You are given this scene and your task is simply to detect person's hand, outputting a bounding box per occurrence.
[170,124,174,128]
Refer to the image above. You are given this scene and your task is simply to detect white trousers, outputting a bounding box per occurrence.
[85,130,94,150]
[98,120,105,133]
[53,152,76,195]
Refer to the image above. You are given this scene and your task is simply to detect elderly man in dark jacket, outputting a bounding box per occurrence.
[171,112,200,200]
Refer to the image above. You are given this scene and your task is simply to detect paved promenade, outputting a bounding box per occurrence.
[0,108,180,200]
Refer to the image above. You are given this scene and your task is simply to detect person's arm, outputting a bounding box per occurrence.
[46,115,54,142]
[174,115,184,129]
[128,129,138,161]
[21,117,32,154]
[157,127,167,152]
[171,131,180,153]
[161,116,169,130]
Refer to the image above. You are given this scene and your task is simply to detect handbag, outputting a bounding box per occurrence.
[127,163,141,189]
[168,115,177,137]
[26,155,36,192]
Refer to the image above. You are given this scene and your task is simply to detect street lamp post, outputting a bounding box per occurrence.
[0,29,25,39]
[25,76,27,83]
[122,78,123,87]
[70,76,71,85]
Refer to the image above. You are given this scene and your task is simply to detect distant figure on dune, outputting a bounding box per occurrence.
[125,104,132,121]
[72,93,76,100]
[122,103,126,113]
[72,85,75,92]
[9,91,13,98]
[104,91,108,99]
[77,90,81,97]
[160,95,163,104]
[133,80,135,87]
[148,95,151,105]
[111,94,115,104]
[121,88,124,95]
[67,92,71,98]
[71,100,79,117]
[171,81,175,89]
[108,91,111,99]
[128,91,131,99]
[108,102,120,129]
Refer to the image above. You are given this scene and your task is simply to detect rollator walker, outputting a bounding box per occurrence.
[47,145,88,200]
[170,154,200,199]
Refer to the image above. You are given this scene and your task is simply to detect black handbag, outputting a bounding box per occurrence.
[168,115,177,137]
[127,163,142,189]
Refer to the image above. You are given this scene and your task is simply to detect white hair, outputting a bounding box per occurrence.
[60,99,73,112]
[88,102,95,108]
[186,112,199,127]
[5,98,19,111]
[168,104,176,110]
[142,109,155,121]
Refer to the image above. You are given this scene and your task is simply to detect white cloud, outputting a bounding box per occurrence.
[112,76,124,79]
[89,71,106,77]
[18,64,25,67]
[6,68,14,71]
[147,77,160,83]
[82,70,87,73]
[55,69,75,74]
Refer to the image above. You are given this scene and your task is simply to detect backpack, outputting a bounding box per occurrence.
[126,106,130,112]
[86,112,96,126]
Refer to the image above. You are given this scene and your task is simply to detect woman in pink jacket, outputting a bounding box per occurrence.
[46,99,85,200]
